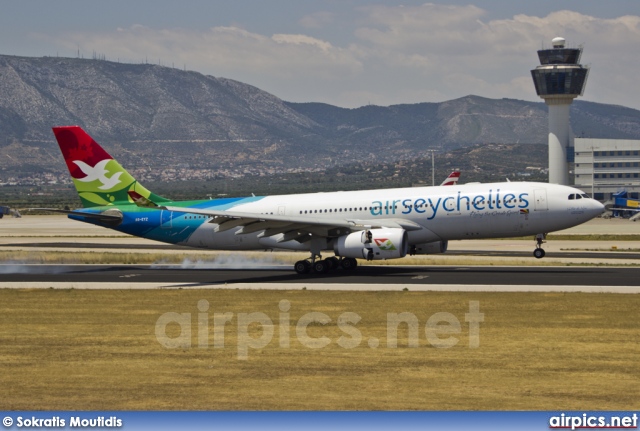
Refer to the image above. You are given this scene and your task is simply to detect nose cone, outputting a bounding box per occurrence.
[591,199,605,217]
[590,199,606,218]
[576,196,605,223]
[566,188,605,223]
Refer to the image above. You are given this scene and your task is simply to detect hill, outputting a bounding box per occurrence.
[1,54,640,183]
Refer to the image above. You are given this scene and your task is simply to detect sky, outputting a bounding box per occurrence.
[2,1,640,109]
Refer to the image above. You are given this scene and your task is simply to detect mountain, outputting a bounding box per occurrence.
[286,98,640,152]
[0,55,328,175]
[1,54,640,180]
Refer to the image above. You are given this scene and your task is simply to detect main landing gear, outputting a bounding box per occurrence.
[533,233,547,259]
[294,254,358,275]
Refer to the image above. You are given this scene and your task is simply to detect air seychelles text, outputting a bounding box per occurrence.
[370,189,530,220]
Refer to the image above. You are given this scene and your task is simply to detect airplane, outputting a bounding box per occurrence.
[41,126,604,274]
[440,170,460,186]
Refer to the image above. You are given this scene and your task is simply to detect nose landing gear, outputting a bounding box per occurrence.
[533,233,547,259]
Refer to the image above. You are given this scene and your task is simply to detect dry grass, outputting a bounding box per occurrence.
[0,289,638,410]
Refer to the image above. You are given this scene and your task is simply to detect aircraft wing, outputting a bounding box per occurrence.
[129,191,422,240]
[161,205,423,237]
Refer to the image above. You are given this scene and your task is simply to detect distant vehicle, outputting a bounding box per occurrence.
[605,190,640,221]
[39,126,603,274]
[0,206,21,218]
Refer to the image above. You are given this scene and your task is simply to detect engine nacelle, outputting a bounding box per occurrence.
[411,240,448,255]
[334,228,408,260]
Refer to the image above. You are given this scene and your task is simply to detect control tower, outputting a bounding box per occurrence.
[531,37,589,185]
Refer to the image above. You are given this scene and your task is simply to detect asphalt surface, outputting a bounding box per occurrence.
[2,216,640,292]
[1,264,639,287]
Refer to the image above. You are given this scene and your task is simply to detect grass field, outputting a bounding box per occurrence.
[0,289,638,410]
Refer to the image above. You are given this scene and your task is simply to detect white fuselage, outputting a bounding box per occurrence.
[174,182,603,252]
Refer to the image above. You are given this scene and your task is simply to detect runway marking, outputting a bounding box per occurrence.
[411,275,429,280]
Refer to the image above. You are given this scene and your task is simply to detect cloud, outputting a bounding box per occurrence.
[49,5,640,109]
[272,34,332,53]
[54,24,362,97]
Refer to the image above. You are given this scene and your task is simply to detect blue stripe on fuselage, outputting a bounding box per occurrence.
[69,196,266,246]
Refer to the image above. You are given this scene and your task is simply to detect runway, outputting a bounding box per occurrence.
[2,216,640,292]
[1,264,639,293]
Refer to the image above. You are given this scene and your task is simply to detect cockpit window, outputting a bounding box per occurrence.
[569,193,591,200]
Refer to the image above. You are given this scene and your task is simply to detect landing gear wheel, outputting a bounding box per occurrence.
[340,257,358,270]
[294,260,311,274]
[313,259,329,274]
[327,257,339,270]
[533,248,546,259]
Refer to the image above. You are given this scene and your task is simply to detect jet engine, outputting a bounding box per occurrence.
[411,240,448,255]
[334,228,408,260]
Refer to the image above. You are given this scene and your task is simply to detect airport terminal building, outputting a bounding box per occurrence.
[574,138,640,201]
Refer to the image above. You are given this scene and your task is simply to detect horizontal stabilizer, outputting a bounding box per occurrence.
[29,208,123,223]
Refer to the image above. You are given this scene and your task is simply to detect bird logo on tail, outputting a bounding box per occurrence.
[73,159,123,190]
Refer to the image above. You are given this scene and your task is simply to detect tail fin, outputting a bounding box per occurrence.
[440,170,461,186]
[52,126,169,208]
